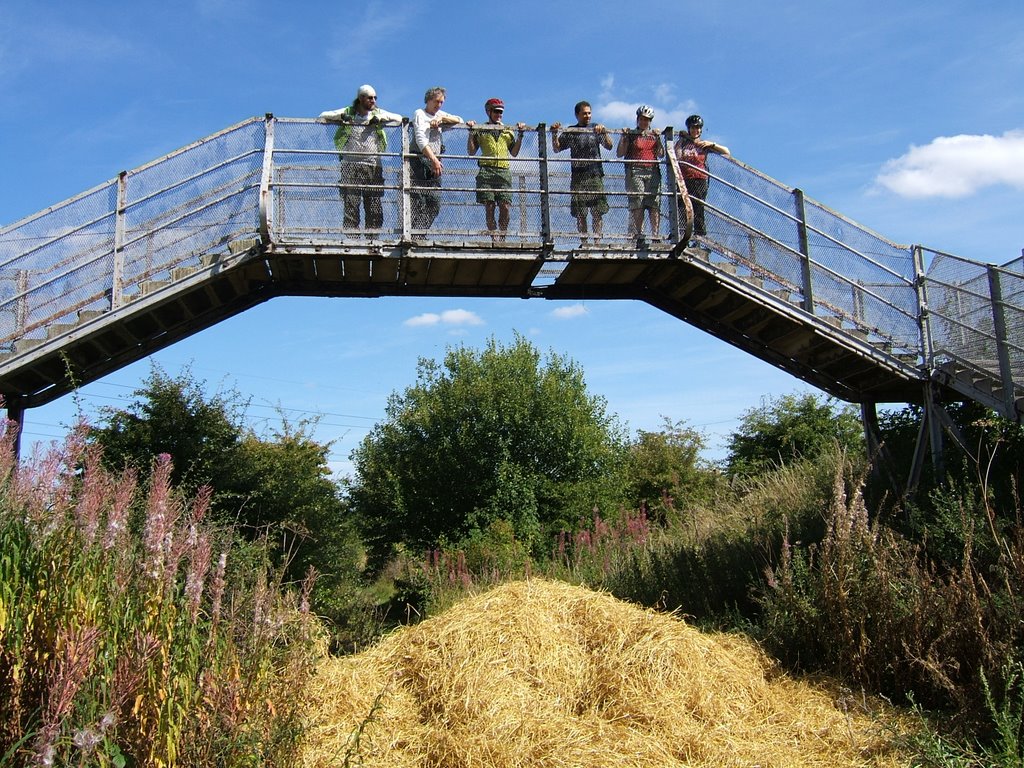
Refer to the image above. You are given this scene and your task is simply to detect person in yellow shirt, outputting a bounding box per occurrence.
[468,98,526,242]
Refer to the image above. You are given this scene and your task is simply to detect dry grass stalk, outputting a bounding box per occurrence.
[300,578,910,767]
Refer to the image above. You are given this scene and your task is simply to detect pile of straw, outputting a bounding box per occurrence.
[300,578,908,767]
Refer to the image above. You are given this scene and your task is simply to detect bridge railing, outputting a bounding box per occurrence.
[5,113,1023,410]
[0,117,266,352]
[268,118,925,356]
[922,248,1024,410]
[681,152,923,358]
[266,120,685,249]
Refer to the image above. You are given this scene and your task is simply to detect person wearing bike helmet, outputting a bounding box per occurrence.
[468,97,528,242]
[617,104,665,244]
[675,114,730,238]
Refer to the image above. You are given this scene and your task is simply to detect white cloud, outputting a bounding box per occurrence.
[403,308,484,328]
[875,130,1024,198]
[551,304,589,319]
[593,76,697,132]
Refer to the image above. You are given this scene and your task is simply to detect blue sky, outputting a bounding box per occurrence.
[2,0,1023,474]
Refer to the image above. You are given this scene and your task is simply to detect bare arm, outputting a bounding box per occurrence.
[700,139,730,157]
[318,107,351,123]
[510,123,527,158]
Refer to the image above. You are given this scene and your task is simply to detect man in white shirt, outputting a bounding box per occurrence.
[409,86,474,231]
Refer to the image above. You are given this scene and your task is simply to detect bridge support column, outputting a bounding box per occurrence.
[906,384,971,496]
[4,402,24,460]
[861,401,900,500]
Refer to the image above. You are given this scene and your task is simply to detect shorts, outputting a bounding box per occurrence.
[569,176,610,218]
[627,166,661,211]
[475,166,513,204]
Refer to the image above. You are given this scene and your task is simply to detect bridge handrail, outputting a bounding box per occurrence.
[697,199,920,337]
[682,158,915,288]
[919,247,1024,406]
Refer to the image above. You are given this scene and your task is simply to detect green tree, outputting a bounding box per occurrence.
[726,391,864,477]
[89,363,246,501]
[348,335,629,568]
[88,365,362,593]
[625,417,724,521]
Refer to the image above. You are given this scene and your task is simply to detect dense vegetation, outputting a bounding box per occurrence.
[4,338,1024,765]
[0,426,322,765]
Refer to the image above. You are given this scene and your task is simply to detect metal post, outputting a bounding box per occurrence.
[913,245,932,370]
[664,127,680,244]
[537,123,552,247]
[15,270,28,333]
[987,264,1016,415]
[793,188,814,313]
[112,170,127,309]
[258,113,276,245]
[401,118,413,240]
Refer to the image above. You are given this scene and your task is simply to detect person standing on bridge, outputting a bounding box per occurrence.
[410,87,475,231]
[468,98,526,243]
[617,105,665,245]
[319,84,403,233]
[674,114,730,238]
[551,100,613,247]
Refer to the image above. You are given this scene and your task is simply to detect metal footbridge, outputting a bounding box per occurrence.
[2,115,1022,472]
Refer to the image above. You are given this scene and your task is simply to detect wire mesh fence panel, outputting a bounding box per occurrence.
[118,122,263,289]
[121,170,262,291]
[925,252,998,368]
[0,182,119,344]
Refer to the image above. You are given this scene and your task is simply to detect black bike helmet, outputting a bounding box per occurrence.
[685,114,704,128]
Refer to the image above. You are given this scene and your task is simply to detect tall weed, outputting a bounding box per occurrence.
[758,453,1024,731]
[0,421,325,766]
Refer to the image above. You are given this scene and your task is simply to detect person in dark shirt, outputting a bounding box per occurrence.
[551,101,613,246]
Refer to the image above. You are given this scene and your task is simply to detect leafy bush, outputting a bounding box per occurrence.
[726,391,864,477]
[348,335,630,569]
[757,454,1024,730]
